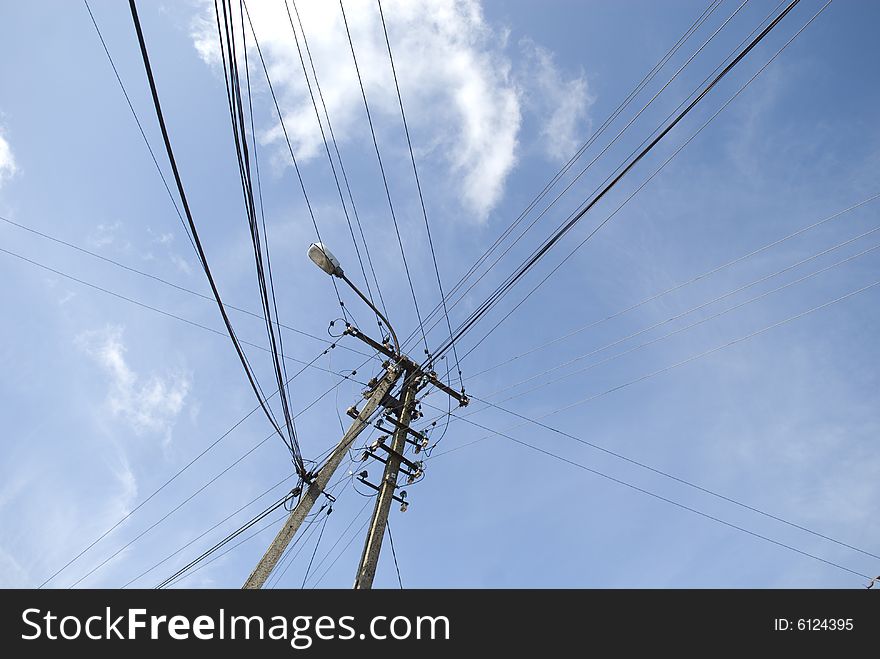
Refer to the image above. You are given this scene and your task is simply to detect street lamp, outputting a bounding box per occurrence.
[308,242,400,357]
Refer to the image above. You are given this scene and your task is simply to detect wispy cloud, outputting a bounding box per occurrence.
[76,325,191,441]
[519,39,593,162]
[190,0,522,221]
[0,126,17,187]
[87,221,123,249]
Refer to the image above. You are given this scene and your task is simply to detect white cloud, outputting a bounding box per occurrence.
[0,127,17,187]
[88,221,122,249]
[519,39,593,162]
[190,0,521,221]
[77,325,191,440]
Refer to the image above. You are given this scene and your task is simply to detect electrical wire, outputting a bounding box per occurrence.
[478,233,880,404]
[37,343,334,588]
[301,506,331,588]
[267,503,327,589]
[375,0,462,387]
[457,0,830,365]
[386,519,403,589]
[284,0,387,334]
[128,0,297,470]
[83,0,196,257]
[215,0,304,470]
[308,504,373,588]
[488,427,871,582]
[338,0,430,355]
[0,246,362,379]
[155,491,295,589]
[405,0,750,357]
[163,510,288,588]
[395,0,726,355]
[239,0,352,324]
[460,191,880,382]
[432,277,880,477]
[121,474,293,587]
[429,0,807,364]
[0,213,371,359]
[61,358,366,588]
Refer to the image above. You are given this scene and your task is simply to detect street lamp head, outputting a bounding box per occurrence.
[308,242,343,277]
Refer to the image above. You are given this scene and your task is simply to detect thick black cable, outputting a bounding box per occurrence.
[155,492,293,589]
[394,0,725,355]
[430,0,804,363]
[215,0,302,467]
[128,0,295,464]
[122,474,293,587]
[455,0,828,364]
[407,0,752,358]
[241,0,298,428]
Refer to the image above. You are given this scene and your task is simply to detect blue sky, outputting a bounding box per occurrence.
[1,0,878,589]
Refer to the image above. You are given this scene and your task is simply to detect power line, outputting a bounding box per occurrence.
[267,503,328,589]
[338,0,430,355]
[215,0,302,470]
[61,361,364,588]
[480,233,880,403]
[163,457,356,589]
[82,0,196,257]
[395,0,726,356]
[490,428,871,582]
[303,499,371,587]
[406,0,750,357]
[0,246,366,379]
[375,0,462,387]
[128,0,296,470]
[461,192,880,382]
[36,343,334,588]
[122,474,293,587]
[301,506,331,588]
[239,0,352,324]
[0,212,371,358]
[430,0,807,364]
[386,519,403,589]
[291,0,390,328]
[164,511,288,588]
[155,491,295,589]
[462,397,880,564]
[309,504,373,588]
[284,0,387,334]
[452,0,830,364]
[433,276,880,468]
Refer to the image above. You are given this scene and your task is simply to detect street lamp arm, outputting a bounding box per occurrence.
[339,273,401,358]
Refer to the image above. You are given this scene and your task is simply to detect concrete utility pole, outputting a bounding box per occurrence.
[242,364,401,589]
[353,368,420,589]
[242,243,469,589]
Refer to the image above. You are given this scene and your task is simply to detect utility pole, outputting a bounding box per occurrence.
[243,243,468,589]
[242,363,401,589]
[353,367,419,589]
